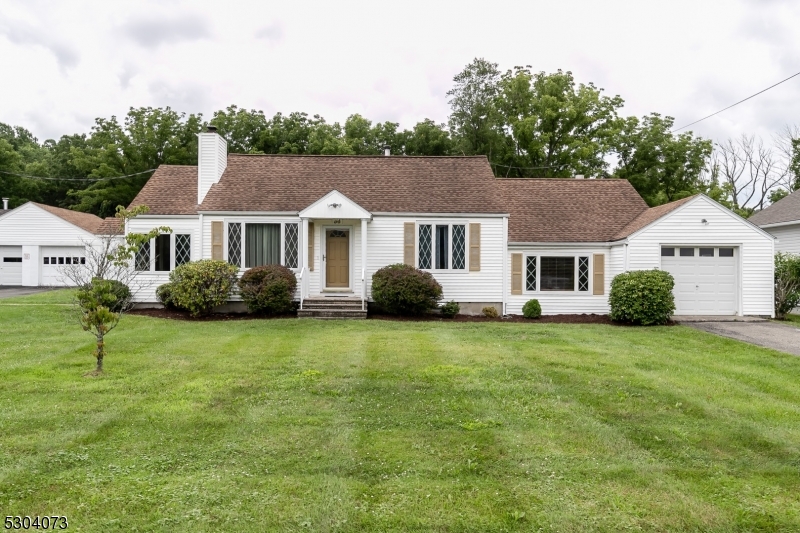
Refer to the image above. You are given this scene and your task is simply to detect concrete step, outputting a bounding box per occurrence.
[301,303,364,310]
[297,309,367,319]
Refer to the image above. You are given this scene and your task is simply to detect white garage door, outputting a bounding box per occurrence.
[41,246,86,286]
[661,246,737,315]
[0,246,23,286]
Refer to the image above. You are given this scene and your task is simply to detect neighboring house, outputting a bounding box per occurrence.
[749,189,800,254]
[0,202,119,286]
[118,127,775,317]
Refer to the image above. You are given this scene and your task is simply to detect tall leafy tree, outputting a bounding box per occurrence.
[210,105,268,153]
[401,119,453,156]
[447,58,502,157]
[614,113,712,206]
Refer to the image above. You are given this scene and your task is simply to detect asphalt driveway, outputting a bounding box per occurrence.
[679,318,800,356]
[0,286,57,299]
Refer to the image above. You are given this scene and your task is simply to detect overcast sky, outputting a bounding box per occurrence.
[1,0,798,146]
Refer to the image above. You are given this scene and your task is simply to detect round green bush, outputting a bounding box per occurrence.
[609,269,675,325]
[371,263,443,315]
[168,260,239,317]
[482,306,499,318]
[238,264,298,314]
[522,299,542,319]
[440,300,460,318]
[156,282,176,310]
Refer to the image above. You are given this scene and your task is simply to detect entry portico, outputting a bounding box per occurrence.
[297,190,371,310]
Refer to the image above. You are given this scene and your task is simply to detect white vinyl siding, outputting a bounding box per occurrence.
[366,216,504,303]
[627,196,774,317]
[506,245,619,315]
[766,224,800,254]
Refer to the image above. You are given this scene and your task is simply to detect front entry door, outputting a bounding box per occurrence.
[326,229,349,288]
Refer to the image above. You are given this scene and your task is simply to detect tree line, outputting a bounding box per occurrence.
[1,58,798,218]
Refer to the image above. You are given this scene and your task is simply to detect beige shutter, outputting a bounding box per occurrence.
[593,254,605,295]
[469,223,481,272]
[511,253,522,295]
[211,221,223,260]
[308,222,315,271]
[403,222,415,266]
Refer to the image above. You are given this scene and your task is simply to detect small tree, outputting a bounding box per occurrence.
[775,252,800,320]
[60,205,170,373]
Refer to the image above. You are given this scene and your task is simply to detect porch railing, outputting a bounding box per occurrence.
[299,266,307,310]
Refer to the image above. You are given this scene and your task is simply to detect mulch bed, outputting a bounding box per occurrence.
[128,307,657,325]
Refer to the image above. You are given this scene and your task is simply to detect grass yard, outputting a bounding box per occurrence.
[1,291,799,532]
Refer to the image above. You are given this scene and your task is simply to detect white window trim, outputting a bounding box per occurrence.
[416,221,469,272]
[224,219,301,272]
[523,254,593,294]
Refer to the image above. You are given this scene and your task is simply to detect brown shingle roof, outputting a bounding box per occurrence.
[749,188,800,226]
[32,202,104,234]
[612,195,697,240]
[95,217,124,236]
[128,165,198,215]
[198,155,505,213]
[498,178,649,242]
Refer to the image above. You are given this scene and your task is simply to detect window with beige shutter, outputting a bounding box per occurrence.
[211,221,223,260]
[592,254,605,295]
[511,253,522,294]
[404,222,415,266]
[469,223,480,271]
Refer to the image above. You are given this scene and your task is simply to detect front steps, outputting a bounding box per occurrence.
[298,296,367,319]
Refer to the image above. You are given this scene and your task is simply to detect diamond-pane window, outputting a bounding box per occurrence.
[578,256,589,291]
[452,225,465,269]
[526,256,537,291]
[228,223,242,266]
[284,223,299,268]
[175,234,191,267]
[418,224,432,269]
[135,241,150,271]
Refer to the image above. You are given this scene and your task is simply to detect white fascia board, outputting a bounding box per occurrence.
[508,241,625,247]
[198,211,299,216]
[625,194,776,241]
[299,190,372,220]
[372,212,509,218]
[758,220,800,229]
[133,214,200,219]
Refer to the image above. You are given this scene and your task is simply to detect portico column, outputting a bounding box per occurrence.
[361,218,368,306]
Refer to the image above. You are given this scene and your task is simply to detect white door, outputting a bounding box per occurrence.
[41,246,86,286]
[661,246,737,315]
[0,246,23,286]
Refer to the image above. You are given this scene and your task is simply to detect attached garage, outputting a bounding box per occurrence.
[661,246,737,315]
[0,246,23,286]
[40,246,87,286]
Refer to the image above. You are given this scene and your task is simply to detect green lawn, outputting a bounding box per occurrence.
[1,291,799,532]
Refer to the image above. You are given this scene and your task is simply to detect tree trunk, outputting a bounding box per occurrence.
[95,333,105,372]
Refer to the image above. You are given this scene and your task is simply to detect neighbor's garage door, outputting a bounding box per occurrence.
[661,246,736,315]
[0,246,23,286]
[41,246,86,286]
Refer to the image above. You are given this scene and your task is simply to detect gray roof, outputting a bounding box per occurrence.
[749,189,800,226]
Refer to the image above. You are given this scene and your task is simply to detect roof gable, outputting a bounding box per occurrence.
[30,202,104,234]
[299,190,371,219]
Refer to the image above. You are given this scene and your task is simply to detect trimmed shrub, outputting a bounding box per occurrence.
[775,252,800,320]
[522,299,542,319]
[156,282,175,310]
[83,278,131,313]
[482,306,499,318]
[371,263,443,315]
[238,264,298,314]
[168,260,239,317]
[609,269,675,325]
[440,300,460,318]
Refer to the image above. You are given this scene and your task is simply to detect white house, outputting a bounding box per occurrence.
[749,189,800,254]
[116,127,775,317]
[0,202,119,286]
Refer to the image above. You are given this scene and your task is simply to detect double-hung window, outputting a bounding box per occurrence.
[226,221,300,269]
[525,256,590,292]
[418,223,466,270]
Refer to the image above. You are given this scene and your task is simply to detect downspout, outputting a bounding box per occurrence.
[624,242,629,272]
[502,216,508,316]
[198,213,203,262]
